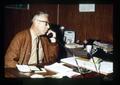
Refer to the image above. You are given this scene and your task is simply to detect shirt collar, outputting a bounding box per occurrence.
[30,28,38,40]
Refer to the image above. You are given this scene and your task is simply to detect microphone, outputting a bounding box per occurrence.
[73,54,84,77]
[59,26,65,34]
[98,59,103,74]
[58,41,84,77]
[86,45,98,73]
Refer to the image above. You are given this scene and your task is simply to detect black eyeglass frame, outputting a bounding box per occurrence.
[36,19,49,26]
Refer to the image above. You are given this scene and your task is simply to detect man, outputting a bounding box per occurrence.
[5,11,59,68]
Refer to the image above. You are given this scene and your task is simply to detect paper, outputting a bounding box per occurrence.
[61,57,113,75]
[29,66,40,71]
[99,61,113,74]
[29,66,46,73]
[52,71,80,78]
[44,62,73,74]
[44,62,81,78]
[16,64,46,73]
[16,64,31,72]
[30,74,44,78]
[65,43,84,48]
[79,4,95,12]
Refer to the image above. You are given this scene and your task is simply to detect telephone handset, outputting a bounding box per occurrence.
[47,32,53,38]
[45,29,56,43]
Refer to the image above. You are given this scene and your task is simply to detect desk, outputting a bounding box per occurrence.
[4,68,108,85]
[5,67,106,79]
[4,57,112,78]
[61,57,113,75]
[4,67,113,85]
[5,68,56,78]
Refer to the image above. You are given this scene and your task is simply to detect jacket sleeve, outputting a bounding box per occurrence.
[48,42,59,63]
[5,34,22,68]
[41,36,60,65]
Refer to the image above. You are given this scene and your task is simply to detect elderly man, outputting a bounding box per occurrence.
[5,11,59,68]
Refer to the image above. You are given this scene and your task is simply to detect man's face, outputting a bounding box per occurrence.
[33,15,50,35]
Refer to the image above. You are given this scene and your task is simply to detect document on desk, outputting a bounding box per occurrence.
[16,64,46,73]
[65,43,84,48]
[44,62,80,78]
[61,57,113,75]
[99,61,113,75]
[16,64,31,72]
[44,62,73,73]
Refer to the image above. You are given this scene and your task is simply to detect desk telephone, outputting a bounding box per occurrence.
[84,39,113,61]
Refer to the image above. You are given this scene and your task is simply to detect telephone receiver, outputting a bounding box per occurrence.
[45,30,53,38]
[45,30,56,43]
[47,32,53,38]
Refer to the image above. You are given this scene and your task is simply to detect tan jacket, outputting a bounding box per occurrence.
[5,29,59,68]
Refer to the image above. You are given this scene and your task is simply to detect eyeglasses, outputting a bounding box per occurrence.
[36,19,49,26]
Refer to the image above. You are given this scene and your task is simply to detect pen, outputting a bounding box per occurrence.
[39,67,42,71]
[36,66,42,71]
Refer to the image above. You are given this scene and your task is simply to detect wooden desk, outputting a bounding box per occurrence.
[4,67,105,79]
[4,68,107,85]
[5,68,56,78]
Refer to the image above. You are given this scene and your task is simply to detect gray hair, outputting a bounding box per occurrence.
[32,11,49,22]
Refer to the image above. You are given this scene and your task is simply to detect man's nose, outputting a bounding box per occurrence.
[47,23,50,29]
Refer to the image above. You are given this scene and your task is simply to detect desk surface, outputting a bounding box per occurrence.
[5,67,106,79]
[5,68,56,78]
[61,57,113,75]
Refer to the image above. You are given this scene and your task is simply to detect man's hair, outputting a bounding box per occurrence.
[32,11,49,22]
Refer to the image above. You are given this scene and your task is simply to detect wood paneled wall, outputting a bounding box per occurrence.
[59,4,113,44]
[4,4,113,55]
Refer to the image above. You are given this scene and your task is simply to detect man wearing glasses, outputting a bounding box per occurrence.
[5,11,59,68]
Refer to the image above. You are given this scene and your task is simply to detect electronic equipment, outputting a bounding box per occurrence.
[64,30,75,44]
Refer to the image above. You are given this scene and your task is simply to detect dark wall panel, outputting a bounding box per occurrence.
[59,4,113,43]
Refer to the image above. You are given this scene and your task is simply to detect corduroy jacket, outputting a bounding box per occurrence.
[5,29,59,68]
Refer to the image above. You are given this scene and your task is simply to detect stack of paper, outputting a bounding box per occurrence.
[16,64,46,73]
[44,62,73,73]
[65,43,84,48]
[16,64,31,72]
[60,57,113,75]
[51,71,80,78]
[44,62,80,78]
[99,61,113,74]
